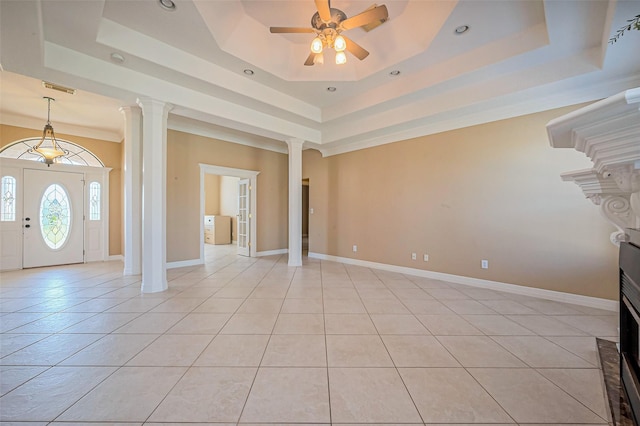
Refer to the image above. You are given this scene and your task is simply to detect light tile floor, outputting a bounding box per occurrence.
[0,244,618,425]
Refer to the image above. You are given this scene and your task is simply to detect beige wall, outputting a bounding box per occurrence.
[219,175,239,241]
[0,124,123,256]
[302,104,619,300]
[166,129,288,262]
[204,174,220,215]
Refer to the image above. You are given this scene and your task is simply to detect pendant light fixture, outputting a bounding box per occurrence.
[28,97,69,166]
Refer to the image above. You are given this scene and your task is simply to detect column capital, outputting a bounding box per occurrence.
[286,138,305,149]
[135,97,173,115]
[119,105,141,115]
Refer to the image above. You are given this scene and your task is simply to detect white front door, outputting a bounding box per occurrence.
[23,169,84,268]
[237,178,250,256]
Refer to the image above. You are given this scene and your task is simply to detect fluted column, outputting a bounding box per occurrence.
[120,106,142,276]
[287,138,304,266]
[137,98,172,293]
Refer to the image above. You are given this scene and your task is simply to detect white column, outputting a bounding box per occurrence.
[137,98,172,293]
[120,106,142,276]
[287,138,304,266]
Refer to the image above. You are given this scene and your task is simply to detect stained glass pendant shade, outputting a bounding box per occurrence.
[28,97,69,166]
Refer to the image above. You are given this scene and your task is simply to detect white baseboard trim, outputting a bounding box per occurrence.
[107,255,123,261]
[308,252,618,312]
[167,258,204,269]
[256,249,289,257]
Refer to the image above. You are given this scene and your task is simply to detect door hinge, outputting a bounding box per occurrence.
[249,186,252,190]
[249,214,252,219]
[248,242,251,247]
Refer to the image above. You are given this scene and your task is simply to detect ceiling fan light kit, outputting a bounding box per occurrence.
[311,37,324,54]
[270,0,389,66]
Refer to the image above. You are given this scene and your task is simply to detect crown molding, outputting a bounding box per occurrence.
[0,112,123,143]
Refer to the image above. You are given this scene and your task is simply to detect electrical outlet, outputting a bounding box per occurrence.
[481,260,489,269]
[411,253,417,260]
[424,254,429,262]
[310,208,314,214]
[352,245,357,252]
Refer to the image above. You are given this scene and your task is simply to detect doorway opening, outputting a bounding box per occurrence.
[204,173,238,246]
[302,179,309,253]
[199,164,259,260]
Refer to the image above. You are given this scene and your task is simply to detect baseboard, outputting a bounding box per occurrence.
[307,252,619,312]
[256,249,288,257]
[107,255,123,261]
[167,258,204,269]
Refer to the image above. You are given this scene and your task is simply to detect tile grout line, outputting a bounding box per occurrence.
[319,258,333,425]
[234,252,292,424]
[141,248,262,424]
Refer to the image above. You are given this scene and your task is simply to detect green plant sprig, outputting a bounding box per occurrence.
[609,14,640,44]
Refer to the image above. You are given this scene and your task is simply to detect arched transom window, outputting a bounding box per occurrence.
[0,138,104,167]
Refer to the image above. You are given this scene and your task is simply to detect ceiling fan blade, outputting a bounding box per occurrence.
[343,36,369,60]
[304,52,317,66]
[270,27,316,33]
[340,5,388,30]
[315,0,332,22]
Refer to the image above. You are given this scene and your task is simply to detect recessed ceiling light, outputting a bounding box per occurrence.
[243,69,255,75]
[110,53,125,64]
[158,0,176,11]
[327,87,337,92]
[454,25,470,35]
[389,70,401,76]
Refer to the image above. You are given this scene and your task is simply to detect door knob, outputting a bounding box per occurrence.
[25,217,30,221]
[25,224,30,228]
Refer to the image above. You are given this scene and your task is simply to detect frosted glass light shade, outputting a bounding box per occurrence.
[311,37,323,54]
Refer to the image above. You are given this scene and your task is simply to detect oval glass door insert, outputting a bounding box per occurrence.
[40,184,71,249]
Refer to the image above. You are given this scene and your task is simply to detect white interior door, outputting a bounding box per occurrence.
[23,169,84,268]
[237,178,250,256]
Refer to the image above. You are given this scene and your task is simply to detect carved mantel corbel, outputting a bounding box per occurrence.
[548,87,640,246]
[561,169,634,246]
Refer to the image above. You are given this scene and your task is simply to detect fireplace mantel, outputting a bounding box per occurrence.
[547,87,640,246]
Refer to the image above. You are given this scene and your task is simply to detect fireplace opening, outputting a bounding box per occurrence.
[620,228,640,425]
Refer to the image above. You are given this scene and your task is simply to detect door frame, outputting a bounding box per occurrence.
[0,157,111,271]
[198,163,259,259]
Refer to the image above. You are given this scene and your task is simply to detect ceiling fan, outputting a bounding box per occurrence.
[270,0,389,66]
